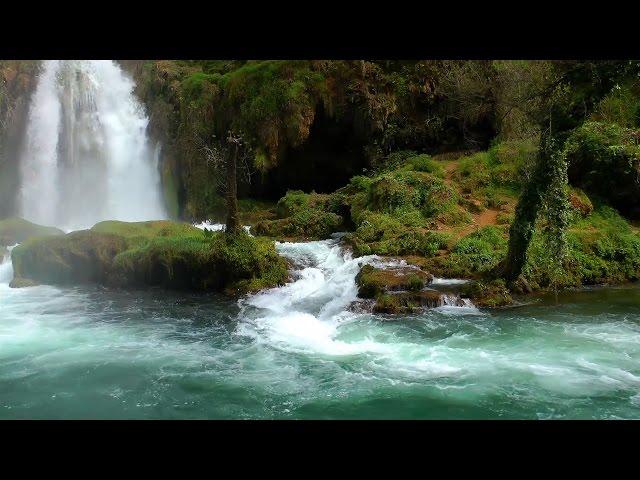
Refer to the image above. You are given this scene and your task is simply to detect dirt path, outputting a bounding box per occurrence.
[437,157,509,236]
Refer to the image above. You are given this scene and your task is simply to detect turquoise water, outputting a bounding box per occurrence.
[1,240,640,419]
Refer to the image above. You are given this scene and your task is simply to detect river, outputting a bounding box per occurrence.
[2,236,640,419]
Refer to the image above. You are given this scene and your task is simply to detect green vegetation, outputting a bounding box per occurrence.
[252,190,344,240]
[355,264,432,298]
[11,220,288,294]
[0,217,64,246]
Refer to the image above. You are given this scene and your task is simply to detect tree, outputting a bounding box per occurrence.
[225,131,242,235]
[200,129,252,235]
[499,61,640,284]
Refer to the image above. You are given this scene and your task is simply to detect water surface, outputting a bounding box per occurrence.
[1,239,639,419]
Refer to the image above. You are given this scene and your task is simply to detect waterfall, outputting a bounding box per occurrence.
[18,60,166,231]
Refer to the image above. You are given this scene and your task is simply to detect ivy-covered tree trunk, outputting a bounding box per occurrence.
[225,141,241,235]
[501,132,562,283]
[501,155,548,283]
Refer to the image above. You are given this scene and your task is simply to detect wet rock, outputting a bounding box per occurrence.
[9,277,39,288]
[0,217,64,247]
[461,279,512,307]
[356,264,433,299]
[373,290,444,314]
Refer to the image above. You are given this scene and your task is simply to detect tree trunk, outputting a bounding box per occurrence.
[225,142,241,235]
[501,135,554,283]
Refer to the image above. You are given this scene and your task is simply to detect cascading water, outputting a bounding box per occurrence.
[18,60,166,231]
[237,235,480,356]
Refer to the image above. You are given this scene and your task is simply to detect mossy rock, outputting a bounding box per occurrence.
[111,230,289,294]
[11,230,128,286]
[355,264,433,299]
[373,290,444,314]
[11,220,289,294]
[9,277,40,288]
[461,280,512,307]
[0,217,64,247]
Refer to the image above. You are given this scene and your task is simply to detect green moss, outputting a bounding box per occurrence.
[462,279,512,307]
[0,217,64,246]
[523,206,640,289]
[368,170,457,218]
[11,231,128,285]
[373,290,444,314]
[355,264,432,298]
[401,154,445,177]
[413,225,511,279]
[12,221,288,294]
[252,190,344,240]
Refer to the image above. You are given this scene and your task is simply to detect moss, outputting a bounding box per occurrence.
[11,220,288,294]
[450,225,509,274]
[0,217,64,246]
[368,170,458,218]
[355,264,432,298]
[410,155,445,177]
[522,206,640,289]
[373,290,444,314]
[251,190,344,240]
[11,231,128,286]
[461,279,513,307]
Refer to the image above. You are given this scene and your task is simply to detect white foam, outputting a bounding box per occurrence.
[192,222,252,235]
[431,278,470,285]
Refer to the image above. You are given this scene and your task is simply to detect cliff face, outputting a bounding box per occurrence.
[125,60,515,222]
[0,61,40,218]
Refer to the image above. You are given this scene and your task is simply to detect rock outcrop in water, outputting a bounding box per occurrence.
[10,220,288,294]
[356,264,433,298]
[355,263,452,313]
[0,217,64,247]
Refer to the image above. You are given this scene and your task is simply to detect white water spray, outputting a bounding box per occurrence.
[19,60,166,231]
[238,236,480,356]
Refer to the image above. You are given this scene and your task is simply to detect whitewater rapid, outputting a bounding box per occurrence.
[18,60,166,231]
[237,235,481,357]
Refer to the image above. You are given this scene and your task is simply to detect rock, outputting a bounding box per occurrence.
[9,277,39,288]
[461,279,512,307]
[11,230,128,285]
[10,220,289,294]
[373,290,444,314]
[0,217,64,246]
[356,264,433,299]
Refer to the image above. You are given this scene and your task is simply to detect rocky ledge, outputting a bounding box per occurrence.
[9,220,289,295]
